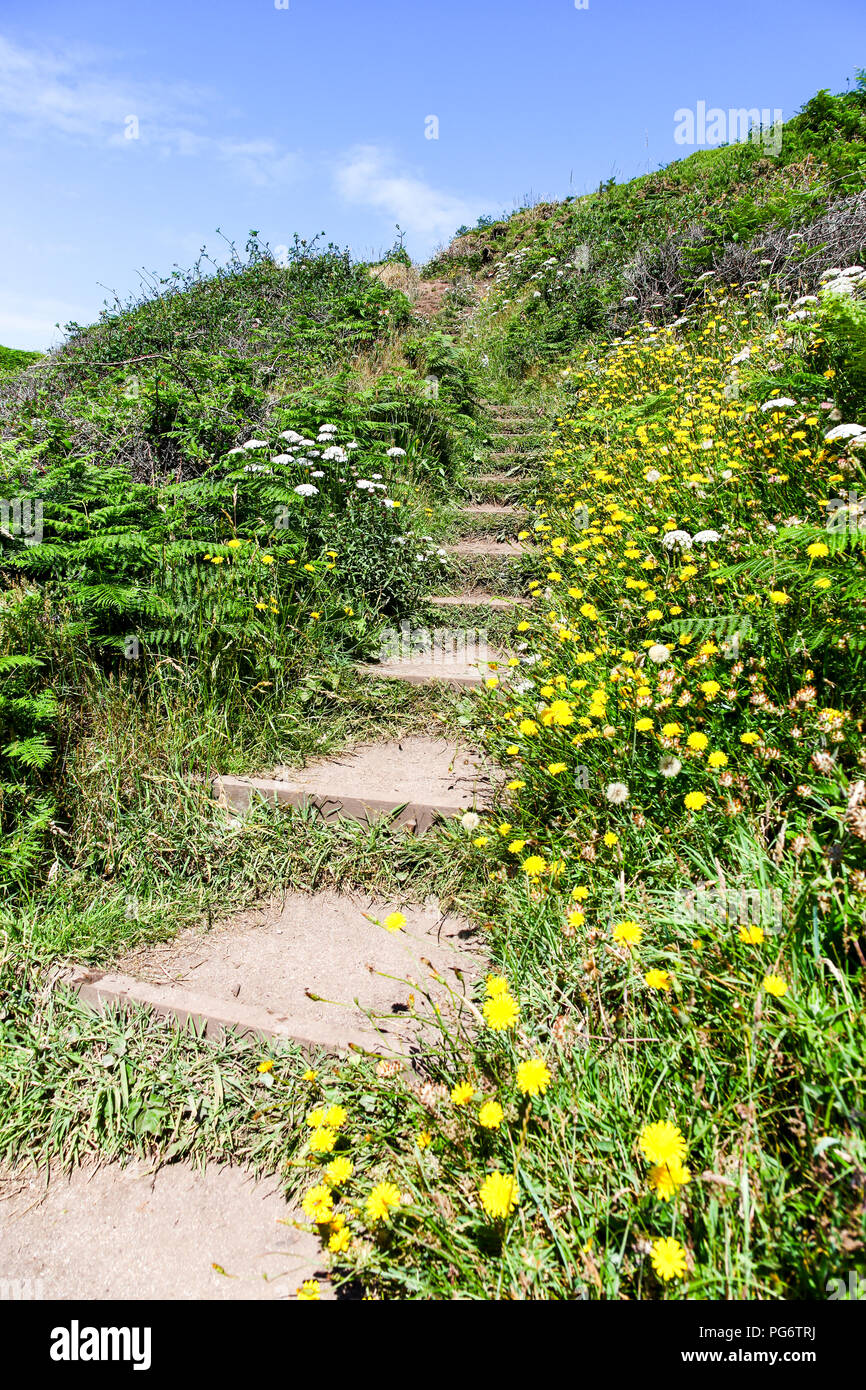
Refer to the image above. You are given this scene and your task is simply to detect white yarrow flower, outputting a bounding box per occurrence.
[693,529,721,544]
[662,529,693,551]
[293,483,319,496]
[825,423,866,442]
[387,446,406,457]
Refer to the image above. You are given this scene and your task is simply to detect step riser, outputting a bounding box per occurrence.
[214,775,482,830]
[62,966,317,1047]
[427,595,530,611]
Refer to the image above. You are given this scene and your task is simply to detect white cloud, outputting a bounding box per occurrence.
[334,145,486,253]
[0,34,298,186]
[215,139,301,188]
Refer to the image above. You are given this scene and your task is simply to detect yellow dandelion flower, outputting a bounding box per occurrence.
[613,920,642,947]
[479,1170,518,1220]
[763,974,788,997]
[309,1126,337,1154]
[324,1156,353,1186]
[521,854,547,877]
[485,975,509,997]
[649,1159,692,1201]
[383,911,406,933]
[296,1279,321,1299]
[482,992,520,1031]
[639,1121,687,1166]
[644,968,671,991]
[739,923,764,944]
[366,1181,402,1224]
[651,1236,688,1282]
[516,1057,551,1097]
[478,1100,504,1129]
[451,1080,475,1106]
[302,1184,335,1223]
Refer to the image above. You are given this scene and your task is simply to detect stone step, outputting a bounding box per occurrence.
[355,644,504,688]
[446,538,526,557]
[214,736,492,833]
[426,593,530,611]
[0,1160,330,1300]
[461,503,523,517]
[468,471,525,484]
[487,449,541,463]
[64,885,484,1056]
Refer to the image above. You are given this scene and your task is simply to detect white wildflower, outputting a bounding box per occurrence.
[605,782,630,805]
[662,529,693,551]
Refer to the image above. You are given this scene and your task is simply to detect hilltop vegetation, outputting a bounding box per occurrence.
[0,80,865,1301]
[427,79,866,380]
[0,345,42,376]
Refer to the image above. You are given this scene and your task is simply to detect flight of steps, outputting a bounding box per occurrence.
[40,402,547,1299]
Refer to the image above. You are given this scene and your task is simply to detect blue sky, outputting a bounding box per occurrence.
[1,0,863,349]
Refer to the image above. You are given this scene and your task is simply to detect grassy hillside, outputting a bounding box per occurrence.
[0,345,43,375]
[425,80,866,381]
[1,80,865,1301]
